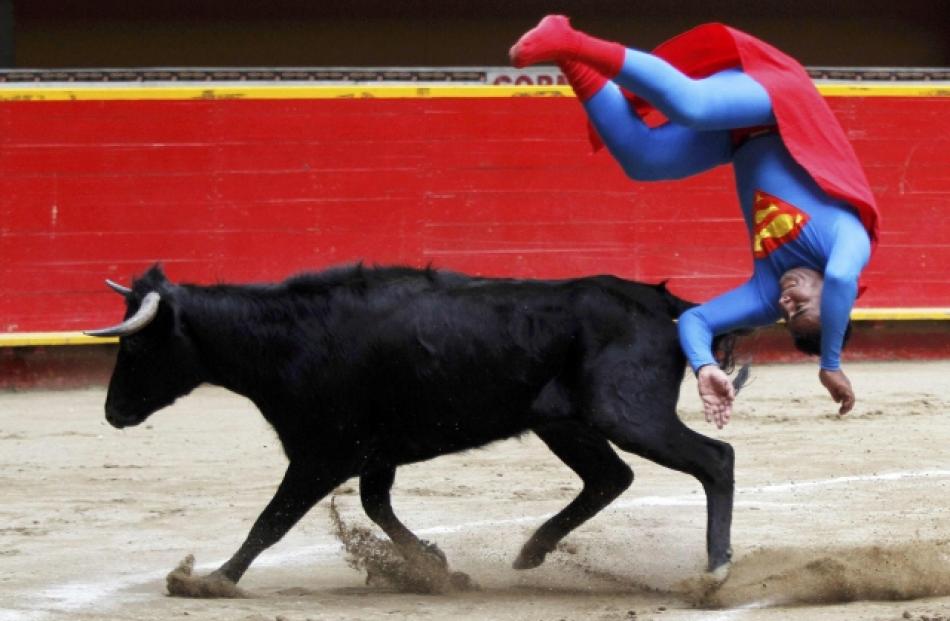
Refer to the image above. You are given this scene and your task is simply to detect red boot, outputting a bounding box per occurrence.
[559,60,608,103]
[510,14,625,78]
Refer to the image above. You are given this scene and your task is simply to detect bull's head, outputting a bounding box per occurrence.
[85,265,204,429]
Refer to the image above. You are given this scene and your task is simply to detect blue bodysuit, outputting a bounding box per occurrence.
[583,49,872,371]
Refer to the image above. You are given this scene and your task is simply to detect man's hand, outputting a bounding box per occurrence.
[697,365,735,429]
[819,368,855,415]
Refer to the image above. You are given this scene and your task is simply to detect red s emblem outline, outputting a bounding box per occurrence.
[752,190,810,258]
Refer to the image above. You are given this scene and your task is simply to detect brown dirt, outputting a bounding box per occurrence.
[328,497,477,594]
[1,361,950,621]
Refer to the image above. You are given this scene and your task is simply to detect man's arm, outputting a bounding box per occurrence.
[819,368,855,415]
[818,219,872,414]
[679,279,779,427]
[819,222,872,371]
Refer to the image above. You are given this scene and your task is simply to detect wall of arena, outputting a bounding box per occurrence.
[0,77,948,387]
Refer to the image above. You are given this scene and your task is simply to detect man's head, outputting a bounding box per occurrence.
[779,267,824,356]
[778,267,855,356]
[778,267,823,334]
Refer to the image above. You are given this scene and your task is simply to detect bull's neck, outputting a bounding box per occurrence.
[180,286,324,402]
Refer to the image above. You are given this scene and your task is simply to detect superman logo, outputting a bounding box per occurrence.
[752,190,810,258]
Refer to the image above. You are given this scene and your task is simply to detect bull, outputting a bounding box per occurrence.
[86,264,741,592]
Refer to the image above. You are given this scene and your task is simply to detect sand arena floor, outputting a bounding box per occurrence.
[1,361,949,621]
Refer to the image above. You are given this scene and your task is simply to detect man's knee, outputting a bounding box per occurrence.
[617,150,675,181]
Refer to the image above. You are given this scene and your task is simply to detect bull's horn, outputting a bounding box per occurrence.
[84,291,161,338]
[105,279,132,296]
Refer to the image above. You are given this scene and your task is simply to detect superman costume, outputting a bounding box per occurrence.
[574,24,878,372]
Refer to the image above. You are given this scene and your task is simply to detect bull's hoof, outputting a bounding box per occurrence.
[419,540,448,568]
[512,545,548,570]
[707,545,732,579]
[708,560,731,584]
[449,570,477,591]
[165,555,249,599]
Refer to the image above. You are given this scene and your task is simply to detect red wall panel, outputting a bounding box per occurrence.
[1,91,948,333]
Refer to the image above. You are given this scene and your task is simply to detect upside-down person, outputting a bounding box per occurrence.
[510,16,880,428]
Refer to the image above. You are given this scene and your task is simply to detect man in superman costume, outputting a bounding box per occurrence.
[510,16,881,429]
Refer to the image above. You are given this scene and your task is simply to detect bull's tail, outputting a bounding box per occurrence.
[712,331,747,374]
[652,280,752,381]
[652,280,698,319]
[731,362,752,395]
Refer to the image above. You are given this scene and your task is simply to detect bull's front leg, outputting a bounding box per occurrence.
[216,459,347,582]
[167,458,346,597]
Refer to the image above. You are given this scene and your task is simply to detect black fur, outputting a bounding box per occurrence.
[101,264,736,583]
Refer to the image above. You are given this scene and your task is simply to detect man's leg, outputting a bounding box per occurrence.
[513,16,774,129]
[558,59,608,104]
[559,61,732,181]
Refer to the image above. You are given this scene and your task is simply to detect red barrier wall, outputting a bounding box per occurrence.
[1,87,948,333]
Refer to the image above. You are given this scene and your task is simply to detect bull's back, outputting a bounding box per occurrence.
[292,270,686,463]
[343,273,684,391]
[371,281,581,394]
[314,280,581,459]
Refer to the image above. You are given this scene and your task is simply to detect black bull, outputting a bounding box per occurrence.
[87,264,742,588]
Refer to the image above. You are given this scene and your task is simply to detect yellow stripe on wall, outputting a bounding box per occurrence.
[2,308,948,347]
[0,333,118,347]
[0,82,946,102]
[851,308,950,321]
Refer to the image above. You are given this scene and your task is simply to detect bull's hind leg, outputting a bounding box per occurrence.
[514,422,633,569]
[359,466,441,561]
[634,422,734,575]
[585,358,735,573]
[358,465,476,592]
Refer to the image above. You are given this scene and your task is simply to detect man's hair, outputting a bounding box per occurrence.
[791,321,854,357]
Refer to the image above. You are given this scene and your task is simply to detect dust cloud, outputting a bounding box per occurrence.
[683,540,950,608]
[328,497,478,594]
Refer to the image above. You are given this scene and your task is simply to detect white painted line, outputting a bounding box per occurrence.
[0,610,48,621]
[740,469,950,494]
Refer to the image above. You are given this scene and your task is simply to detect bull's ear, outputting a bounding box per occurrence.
[142,263,168,285]
[150,263,166,278]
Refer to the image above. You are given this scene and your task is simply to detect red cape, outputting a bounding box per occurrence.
[589,23,880,247]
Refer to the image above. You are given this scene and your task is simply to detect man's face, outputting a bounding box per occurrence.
[778,268,823,335]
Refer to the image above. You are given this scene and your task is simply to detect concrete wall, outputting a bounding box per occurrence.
[9,0,950,68]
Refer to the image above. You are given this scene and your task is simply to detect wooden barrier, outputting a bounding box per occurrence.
[1,82,948,344]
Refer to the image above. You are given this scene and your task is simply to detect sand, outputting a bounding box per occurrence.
[1,361,949,621]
